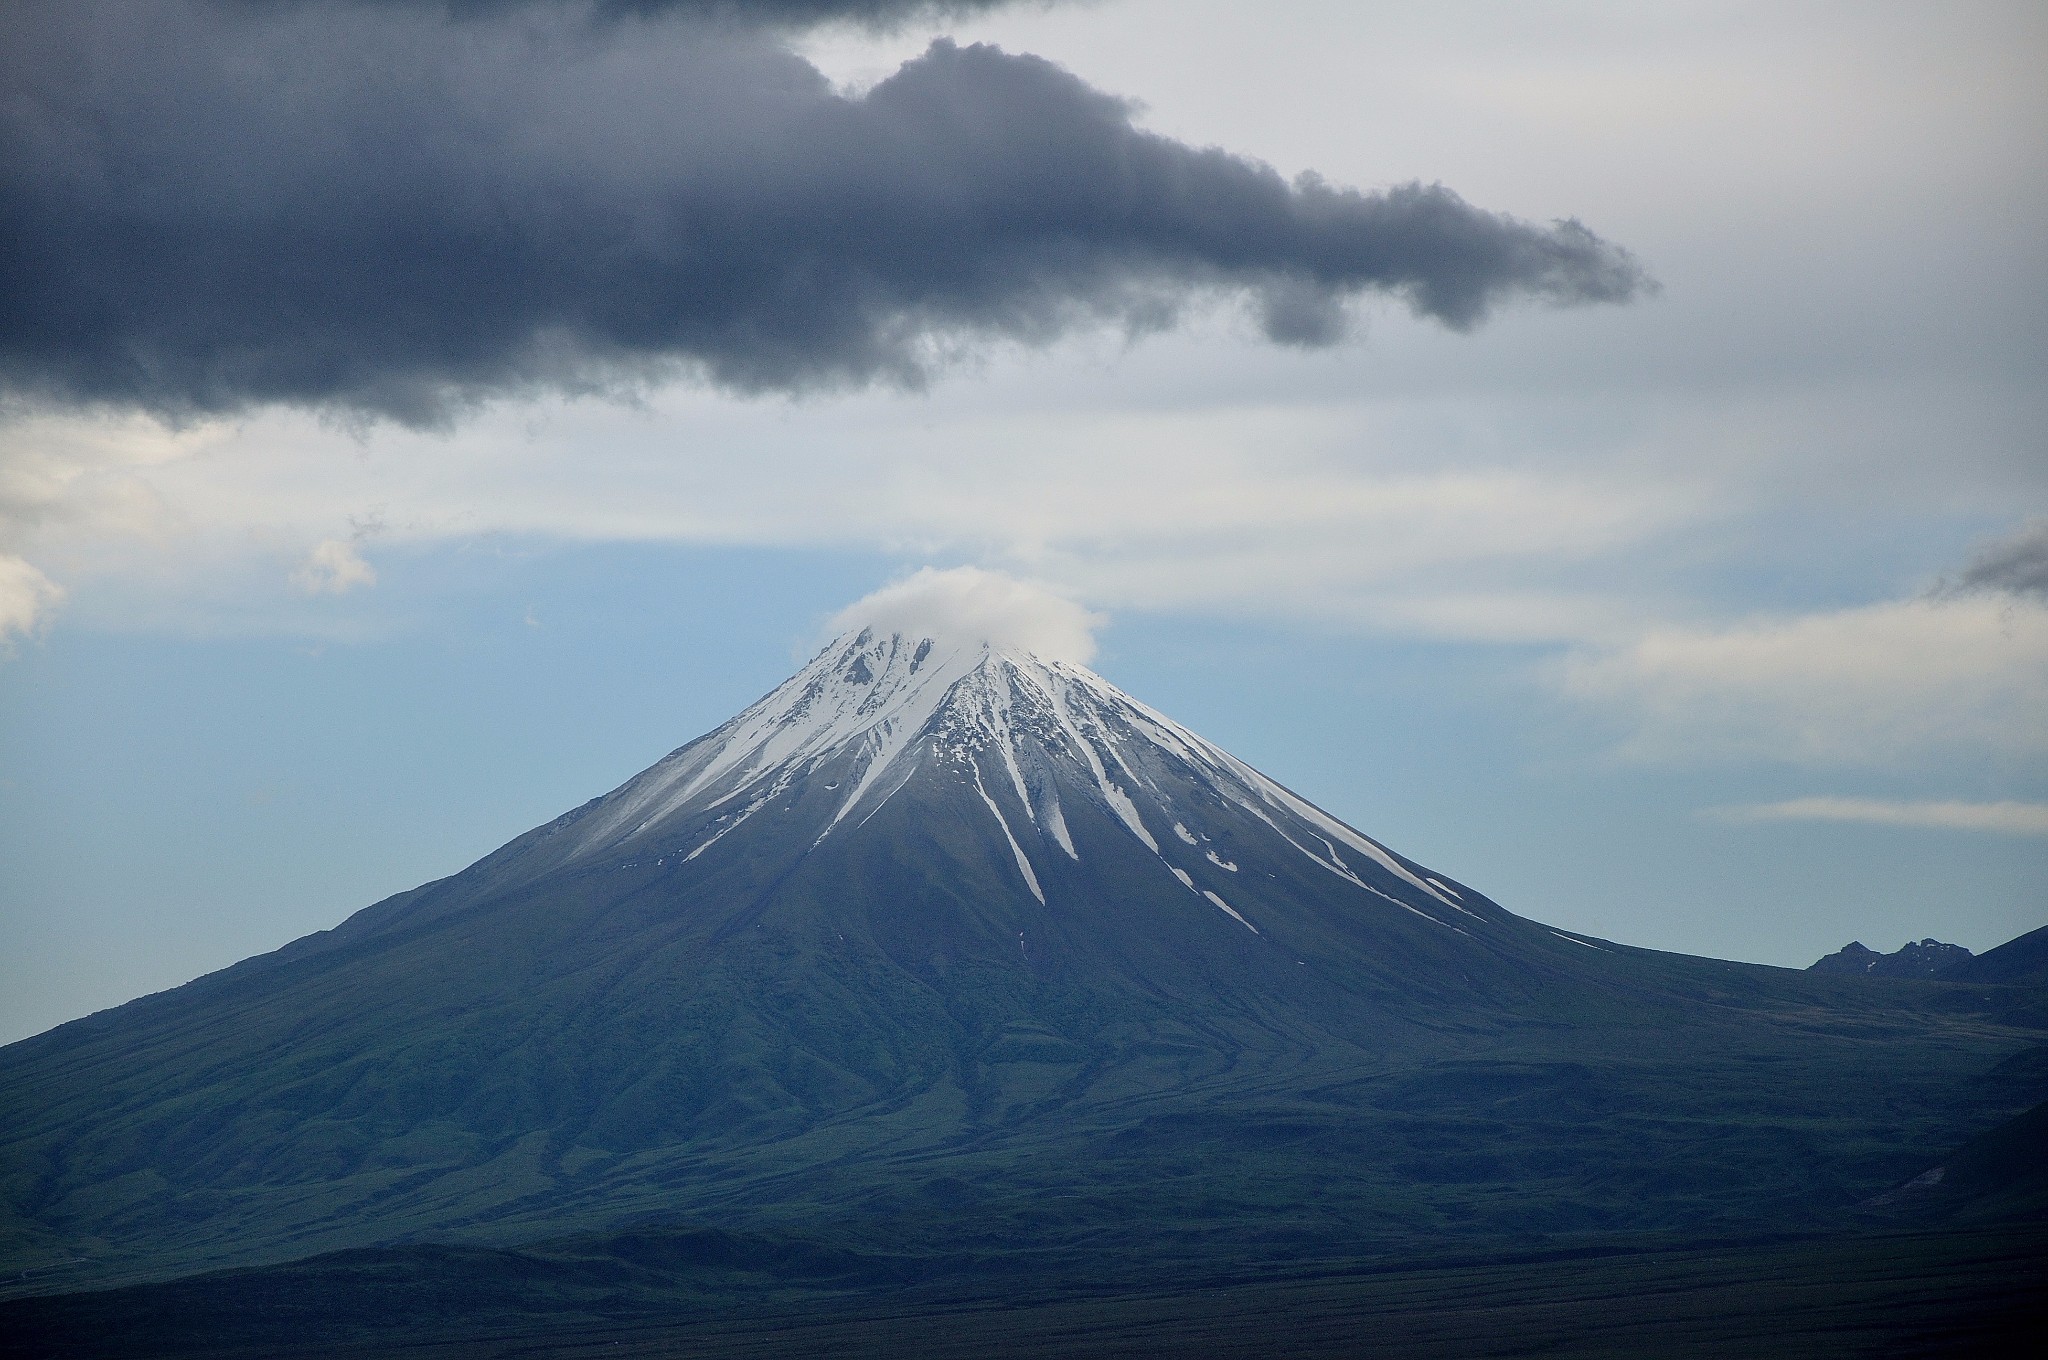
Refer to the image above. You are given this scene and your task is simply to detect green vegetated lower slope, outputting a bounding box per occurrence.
[2,763,2040,1298]
[8,1096,2048,1356]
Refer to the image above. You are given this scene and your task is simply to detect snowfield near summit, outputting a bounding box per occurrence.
[552,628,1483,937]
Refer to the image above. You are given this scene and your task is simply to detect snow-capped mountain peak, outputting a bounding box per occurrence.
[556,626,1481,937]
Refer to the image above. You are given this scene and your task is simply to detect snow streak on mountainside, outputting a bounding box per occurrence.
[552,629,1491,937]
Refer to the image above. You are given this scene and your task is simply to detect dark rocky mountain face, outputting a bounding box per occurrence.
[1809,938,1975,978]
[1955,923,2048,985]
[3,629,2044,1298]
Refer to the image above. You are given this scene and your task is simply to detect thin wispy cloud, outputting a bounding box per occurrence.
[0,0,1648,426]
[0,398,1693,638]
[1943,518,2048,601]
[1712,797,2048,838]
[1558,595,2048,766]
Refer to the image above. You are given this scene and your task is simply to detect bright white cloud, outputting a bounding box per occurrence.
[1712,797,2048,836]
[0,554,63,641]
[9,387,1696,632]
[1560,595,2048,765]
[290,538,377,596]
[0,411,212,538]
[829,566,1104,663]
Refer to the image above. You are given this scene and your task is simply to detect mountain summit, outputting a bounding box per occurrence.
[534,624,1486,938]
[520,563,1487,948]
[3,580,2039,1297]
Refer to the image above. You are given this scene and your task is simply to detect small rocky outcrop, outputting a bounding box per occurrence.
[1809,938,1973,978]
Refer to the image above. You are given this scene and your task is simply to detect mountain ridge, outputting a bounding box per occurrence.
[1809,938,1974,978]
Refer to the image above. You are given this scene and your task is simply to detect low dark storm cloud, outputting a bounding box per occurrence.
[1951,520,2048,600]
[1,1,1651,425]
[296,0,1023,25]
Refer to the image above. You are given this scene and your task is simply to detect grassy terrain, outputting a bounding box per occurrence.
[6,1097,2045,1357]
[5,1220,2042,1359]
[7,961,2040,1298]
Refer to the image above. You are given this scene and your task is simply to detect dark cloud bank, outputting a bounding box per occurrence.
[0,0,1651,424]
[313,0,1022,24]
[391,0,1021,22]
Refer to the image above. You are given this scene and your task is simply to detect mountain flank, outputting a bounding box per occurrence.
[1954,923,2048,985]
[3,622,2044,1321]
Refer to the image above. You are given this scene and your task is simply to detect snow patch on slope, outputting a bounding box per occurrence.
[1204,890,1259,934]
[973,762,1044,904]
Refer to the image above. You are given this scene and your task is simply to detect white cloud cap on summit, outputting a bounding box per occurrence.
[830,567,1105,664]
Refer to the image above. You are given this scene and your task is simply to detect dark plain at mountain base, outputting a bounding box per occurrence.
[6,1221,2044,1359]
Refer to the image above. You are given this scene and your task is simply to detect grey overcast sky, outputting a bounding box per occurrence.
[1,0,2043,1043]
